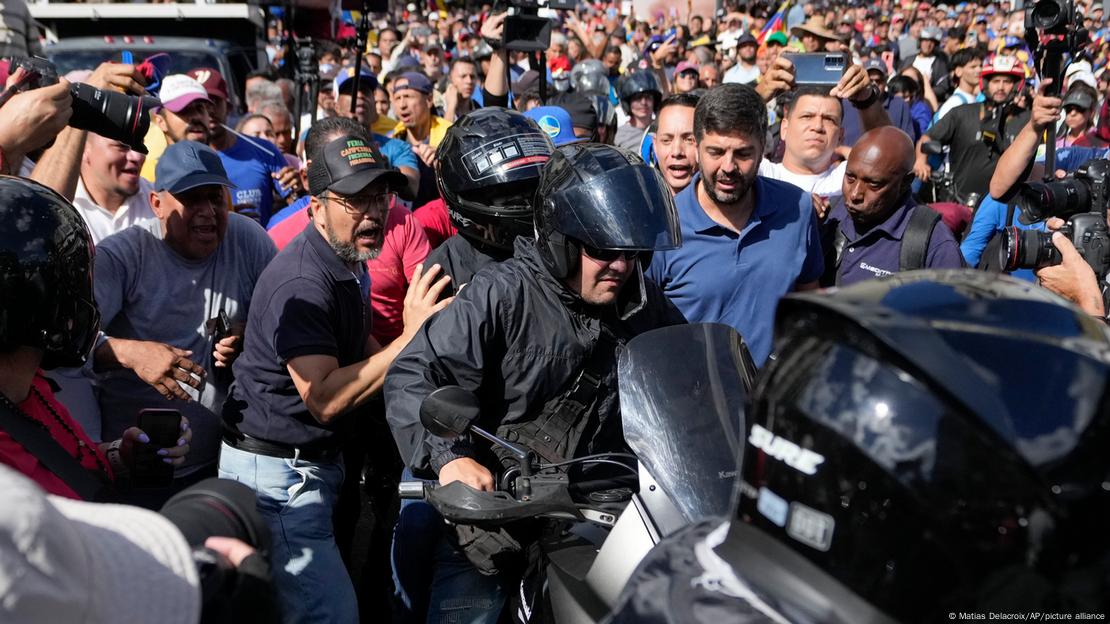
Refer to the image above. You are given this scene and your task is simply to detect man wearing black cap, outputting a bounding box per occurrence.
[92,141,277,507]
[723,33,760,86]
[220,121,450,624]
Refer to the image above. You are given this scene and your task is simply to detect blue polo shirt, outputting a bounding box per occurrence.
[647,175,824,365]
[827,198,965,286]
[217,135,291,227]
[226,222,371,446]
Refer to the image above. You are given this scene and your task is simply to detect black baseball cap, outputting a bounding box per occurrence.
[307,135,407,197]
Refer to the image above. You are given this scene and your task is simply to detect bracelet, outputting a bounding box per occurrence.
[850,84,880,109]
[105,438,129,478]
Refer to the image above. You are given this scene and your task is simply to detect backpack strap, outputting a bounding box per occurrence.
[0,396,112,501]
[899,205,942,272]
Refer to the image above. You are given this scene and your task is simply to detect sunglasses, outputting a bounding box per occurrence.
[582,244,643,263]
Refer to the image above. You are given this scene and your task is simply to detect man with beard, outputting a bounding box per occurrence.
[186,67,298,227]
[220,121,451,624]
[821,127,964,286]
[914,54,1031,200]
[653,93,700,195]
[647,84,825,367]
[92,141,277,508]
[723,33,760,85]
[146,74,212,179]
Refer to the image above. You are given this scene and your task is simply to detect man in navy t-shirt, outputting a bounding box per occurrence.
[188,67,299,226]
[647,84,824,366]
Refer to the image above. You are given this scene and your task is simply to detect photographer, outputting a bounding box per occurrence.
[1036,228,1107,317]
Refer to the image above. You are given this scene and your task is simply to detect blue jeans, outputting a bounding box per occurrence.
[218,442,358,624]
[392,468,507,624]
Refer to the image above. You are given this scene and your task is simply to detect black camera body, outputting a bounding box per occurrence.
[497,0,577,52]
[1001,159,1110,278]
[7,56,158,154]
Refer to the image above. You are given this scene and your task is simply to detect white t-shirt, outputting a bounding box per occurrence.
[912,55,937,83]
[723,62,760,85]
[72,176,158,244]
[758,160,846,202]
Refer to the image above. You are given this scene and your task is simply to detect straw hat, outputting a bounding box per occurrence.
[791,17,840,41]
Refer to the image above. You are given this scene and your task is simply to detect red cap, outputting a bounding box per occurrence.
[186,67,228,101]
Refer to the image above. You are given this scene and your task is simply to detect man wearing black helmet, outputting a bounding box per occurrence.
[615,70,663,151]
[385,144,686,623]
[426,107,555,289]
[608,270,1110,623]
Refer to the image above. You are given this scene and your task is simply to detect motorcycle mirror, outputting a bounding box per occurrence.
[420,386,481,439]
[921,141,944,156]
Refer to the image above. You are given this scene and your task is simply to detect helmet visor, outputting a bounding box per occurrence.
[549,165,681,251]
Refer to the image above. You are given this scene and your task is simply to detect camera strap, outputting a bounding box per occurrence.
[0,396,113,502]
[899,206,942,271]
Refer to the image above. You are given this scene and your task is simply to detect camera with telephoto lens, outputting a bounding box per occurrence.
[999,158,1110,279]
[7,56,159,154]
[159,478,278,623]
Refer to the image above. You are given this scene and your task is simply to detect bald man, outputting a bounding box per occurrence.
[820,127,965,286]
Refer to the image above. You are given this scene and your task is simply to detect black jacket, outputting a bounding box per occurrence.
[385,238,686,478]
[425,234,511,298]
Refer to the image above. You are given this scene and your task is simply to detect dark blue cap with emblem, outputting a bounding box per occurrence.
[155,141,233,194]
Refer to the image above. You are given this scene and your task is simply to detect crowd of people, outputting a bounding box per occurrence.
[1,0,1110,622]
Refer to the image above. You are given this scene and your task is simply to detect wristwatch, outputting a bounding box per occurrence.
[850,84,880,109]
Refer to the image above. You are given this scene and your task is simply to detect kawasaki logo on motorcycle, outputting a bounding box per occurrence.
[749,424,826,476]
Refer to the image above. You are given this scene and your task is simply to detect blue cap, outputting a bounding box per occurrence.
[155,141,233,194]
[334,66,378,94]
[393,72,434,95]
[525,106,577,146]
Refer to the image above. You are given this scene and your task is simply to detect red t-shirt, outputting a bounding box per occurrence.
[0,372,112,500]
[268,200,432,344]
[412,198,457,249]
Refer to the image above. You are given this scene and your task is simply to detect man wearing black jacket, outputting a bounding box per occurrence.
[385,144,686,624]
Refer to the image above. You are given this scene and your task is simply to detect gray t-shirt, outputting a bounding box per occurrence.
[615,123,648,153]
[94,214,277,476]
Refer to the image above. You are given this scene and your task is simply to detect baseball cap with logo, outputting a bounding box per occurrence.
[863,58,889,77]
[393,72,434,95]
[307,135,407,196]
[524,106,577,146]
[186,67,229,101]
[158,74,212,113]
[155,141,234,194]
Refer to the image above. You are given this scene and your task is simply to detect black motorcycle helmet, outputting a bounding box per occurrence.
[617,69,663,116]
[534,143,680,280]
[0,176,100,368]
[570,59,611,97]
[435,107,555,251]
[725,270,1110,622]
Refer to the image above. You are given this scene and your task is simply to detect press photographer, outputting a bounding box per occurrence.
[968,0,1110,317]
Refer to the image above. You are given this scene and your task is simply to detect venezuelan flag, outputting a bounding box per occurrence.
[758,0,791,45]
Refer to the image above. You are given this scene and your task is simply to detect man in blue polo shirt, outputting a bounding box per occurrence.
[648,83,824,366]
[219,123,451,623]
[821,127,965,286]
[188,67,297,227]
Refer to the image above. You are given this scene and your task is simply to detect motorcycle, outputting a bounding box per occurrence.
[399,323,756,623]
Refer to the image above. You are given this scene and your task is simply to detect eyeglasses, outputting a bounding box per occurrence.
[582,244,643,263]
[323,191,394,216]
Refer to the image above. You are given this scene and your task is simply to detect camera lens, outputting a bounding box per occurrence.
[67,83,159,154]
[160,478,271,556]
[1000,226,1062,271]
[1032,0,1067,29]
[1016,179,1090,225]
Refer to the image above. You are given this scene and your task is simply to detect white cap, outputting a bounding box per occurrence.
[0,465,201,624]
[159,74,212,113]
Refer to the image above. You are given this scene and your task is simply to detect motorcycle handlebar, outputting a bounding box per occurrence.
[398,481,434,500]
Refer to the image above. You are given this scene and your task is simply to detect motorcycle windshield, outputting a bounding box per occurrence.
[619,323,754,524]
